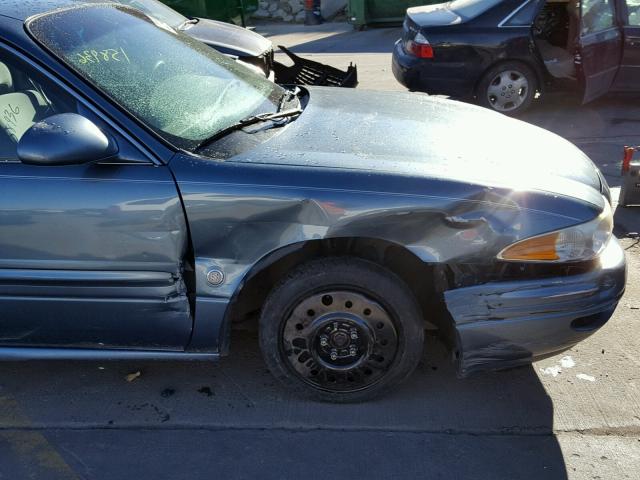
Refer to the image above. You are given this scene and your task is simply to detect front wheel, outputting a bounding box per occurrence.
[477,62,537,115]
[259,257,424,403]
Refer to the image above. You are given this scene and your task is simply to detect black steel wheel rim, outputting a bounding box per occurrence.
[280,290,399,393]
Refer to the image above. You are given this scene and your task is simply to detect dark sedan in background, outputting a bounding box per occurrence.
[393,0,640,114]
[0,0,625,402]
[110,0,358,86]
[116,0,278,78]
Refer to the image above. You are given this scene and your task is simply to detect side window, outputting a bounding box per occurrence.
[625,0,640,25]
[581,0,616,35]
[504,0,542,27]
[0,50,79,162]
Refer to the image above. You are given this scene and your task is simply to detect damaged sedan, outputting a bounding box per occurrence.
[108,0,358,86]
[0,1,626,402]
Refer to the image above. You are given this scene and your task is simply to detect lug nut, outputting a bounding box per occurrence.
[320,335,328,347]
[350,346,357,357]
[330,349,338,361]
[350,329,358,340]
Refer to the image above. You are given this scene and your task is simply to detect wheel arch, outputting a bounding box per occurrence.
[222,237,451,351]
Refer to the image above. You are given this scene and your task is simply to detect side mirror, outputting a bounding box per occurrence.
[18,113,117,166]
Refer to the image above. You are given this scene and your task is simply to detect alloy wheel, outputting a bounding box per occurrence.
[486,70,530,112]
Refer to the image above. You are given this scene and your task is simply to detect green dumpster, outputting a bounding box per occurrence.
[160,0,258,25]
[348,0,443,29]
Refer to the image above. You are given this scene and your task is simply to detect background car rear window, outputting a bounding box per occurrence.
[449,0,503,19]
[27,4,284,150]
[503,0,542,27]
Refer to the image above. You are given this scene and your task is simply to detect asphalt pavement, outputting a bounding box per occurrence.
[1,21,639,480]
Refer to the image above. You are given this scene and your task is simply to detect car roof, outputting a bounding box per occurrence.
[0,0,103,22]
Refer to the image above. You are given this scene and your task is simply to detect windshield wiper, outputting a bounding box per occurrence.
[277,87,300,112]
[195,107,303,152]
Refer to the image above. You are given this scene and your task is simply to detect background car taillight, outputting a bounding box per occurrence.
[405,32,434,59]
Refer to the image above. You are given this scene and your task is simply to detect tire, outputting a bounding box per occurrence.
[259,257,424,403]
[477,61,537,115]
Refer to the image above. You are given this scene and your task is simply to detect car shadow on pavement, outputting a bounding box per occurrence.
[522,93,640,180]
[0,330,568,479]
[257,23,403,55]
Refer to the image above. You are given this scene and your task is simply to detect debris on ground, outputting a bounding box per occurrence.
[576,373,596,382]
[161,388,175,398]
[560,356,575,368]
[125,371,142,383]
[540,356,576,377]
[540,365,562,377]
[197,386,214,397]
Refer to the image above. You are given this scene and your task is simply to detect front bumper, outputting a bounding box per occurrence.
[274,46,358,88]
[444,238,627,376]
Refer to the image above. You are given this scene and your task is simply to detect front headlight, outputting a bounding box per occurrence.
[498,200,613,263]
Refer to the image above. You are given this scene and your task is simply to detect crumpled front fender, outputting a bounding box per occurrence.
[445,238,627,376]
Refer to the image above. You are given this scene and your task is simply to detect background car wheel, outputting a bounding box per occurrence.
[259,257,424,403]
[477,62,537,115]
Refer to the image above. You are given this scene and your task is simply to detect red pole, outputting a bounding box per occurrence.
[623,146,636,174]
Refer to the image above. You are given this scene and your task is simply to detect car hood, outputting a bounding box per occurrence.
[182,18,272,57]
[227,88,605,207]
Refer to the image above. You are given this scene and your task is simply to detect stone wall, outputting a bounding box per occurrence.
[254,1,306,22]
[254,0,346,22]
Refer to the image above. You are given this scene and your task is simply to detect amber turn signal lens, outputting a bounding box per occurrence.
[500,232,560,261]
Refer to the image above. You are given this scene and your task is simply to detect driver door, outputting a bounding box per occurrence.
[578,0,623,103]
[0,46,193,351]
